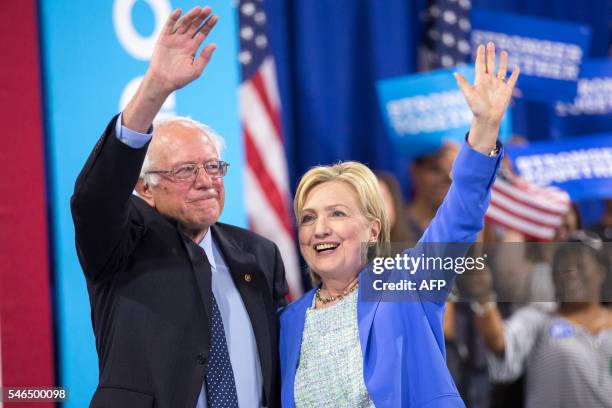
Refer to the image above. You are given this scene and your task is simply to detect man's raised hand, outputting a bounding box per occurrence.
[122,6,218,133]
[148,6,218,95]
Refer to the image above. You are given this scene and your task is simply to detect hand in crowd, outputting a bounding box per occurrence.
[455,42,520,155]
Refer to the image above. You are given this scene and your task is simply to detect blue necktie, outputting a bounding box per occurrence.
[205,294,239,407]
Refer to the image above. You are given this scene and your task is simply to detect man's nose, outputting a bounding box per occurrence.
[193,166,213,188]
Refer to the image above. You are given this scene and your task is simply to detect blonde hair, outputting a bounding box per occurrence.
[294,161,390,284]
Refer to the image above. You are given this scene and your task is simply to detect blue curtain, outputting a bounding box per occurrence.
[266,0,426,198]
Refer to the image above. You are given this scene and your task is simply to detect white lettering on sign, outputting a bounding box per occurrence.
[471,30,582,81]
[555,77,612,116]
[515,148,612,185]
[387,90,472,135]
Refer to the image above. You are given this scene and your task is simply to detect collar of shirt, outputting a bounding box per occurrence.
[199,228,217,272]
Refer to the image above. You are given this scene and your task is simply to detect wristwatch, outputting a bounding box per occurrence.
[489,144,500,157]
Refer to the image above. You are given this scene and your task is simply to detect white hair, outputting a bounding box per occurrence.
[139,115,226,186]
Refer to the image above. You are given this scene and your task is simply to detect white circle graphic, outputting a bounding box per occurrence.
[113,0,171,60]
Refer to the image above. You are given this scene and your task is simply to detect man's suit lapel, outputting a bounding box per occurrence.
[210,224,274,402]
[177,228,214,364]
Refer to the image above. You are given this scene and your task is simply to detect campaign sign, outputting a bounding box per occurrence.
[553,59,612,138]
[376,65,511,158]
[470,9,591,102]
[507,133,612,201]
[39,1,244,406]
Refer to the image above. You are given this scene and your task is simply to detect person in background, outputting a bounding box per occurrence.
[468,232,612,408]
[405,142,459,243]
[492,203,582,305]
[481,201,582,408]
[279,42,518,407]
[590,199,612,242]
[589,199,612,302]
[375,171,412,243]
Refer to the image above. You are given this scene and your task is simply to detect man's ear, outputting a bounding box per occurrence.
[135,177,155,206]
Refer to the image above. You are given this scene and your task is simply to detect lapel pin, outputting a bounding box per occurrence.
[244,273,252,282]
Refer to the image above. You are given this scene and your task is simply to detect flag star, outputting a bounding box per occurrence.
[458,18,470,32]
[241,2,255,16]
[442,32,456,47]
[443,10,457,25]
[441,54,455,67]
[255,35,267,48]
[254,11,266,25]
[239,50,252,65]
[429,5,441,18]
[459,0,471,9]
[241,26,254,40]
[457,39,470,54]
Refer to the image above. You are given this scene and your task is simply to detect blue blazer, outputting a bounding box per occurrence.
[280,142,502,407]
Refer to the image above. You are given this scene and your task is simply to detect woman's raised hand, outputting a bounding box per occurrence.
[455,42,520,155]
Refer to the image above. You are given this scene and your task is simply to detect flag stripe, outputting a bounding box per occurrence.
[251,69,283,141]
[493,179,570,214]
[240,82,290,196]
[486,207,556,239]
[244,127,293,237]
[245,169,302,299]
[260,58,282,111]
[490,190,565,227]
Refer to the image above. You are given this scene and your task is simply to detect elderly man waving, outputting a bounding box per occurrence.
[71,6,288,408]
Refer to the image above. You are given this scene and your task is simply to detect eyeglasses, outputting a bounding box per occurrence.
[145,160,230,182]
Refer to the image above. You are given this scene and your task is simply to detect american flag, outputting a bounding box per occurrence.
[486,170,571,241]
[237,0,302,298]
[420,0,472,70]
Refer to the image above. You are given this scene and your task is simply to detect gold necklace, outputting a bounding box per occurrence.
[316,280,359,304]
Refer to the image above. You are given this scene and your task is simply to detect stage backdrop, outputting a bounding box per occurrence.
[39,1,245,406]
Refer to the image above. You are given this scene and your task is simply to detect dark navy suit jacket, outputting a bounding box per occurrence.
[72,115,288,408]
